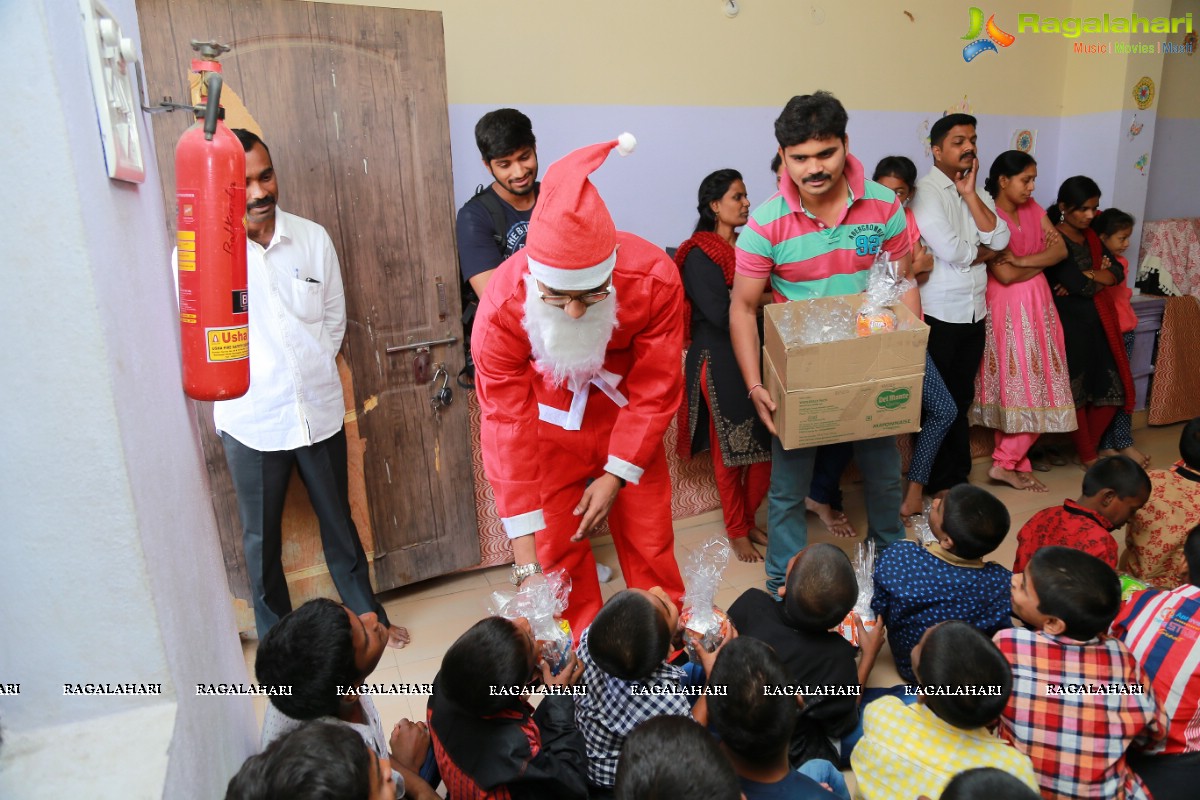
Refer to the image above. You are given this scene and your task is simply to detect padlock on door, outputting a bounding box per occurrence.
[430,365,453,411]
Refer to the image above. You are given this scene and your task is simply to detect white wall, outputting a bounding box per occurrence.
[0,0,256,796]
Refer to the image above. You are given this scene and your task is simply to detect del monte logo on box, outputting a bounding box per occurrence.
[876,388,911,410]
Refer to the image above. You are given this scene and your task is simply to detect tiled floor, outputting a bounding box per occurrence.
[241,421,1185,790]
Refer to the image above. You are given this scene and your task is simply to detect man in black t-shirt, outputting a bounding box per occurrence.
[456,108,539,300]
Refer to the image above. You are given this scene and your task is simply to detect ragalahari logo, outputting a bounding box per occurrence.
[962,7,1016,61]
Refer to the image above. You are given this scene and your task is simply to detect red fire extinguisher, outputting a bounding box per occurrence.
[176,55,249,400]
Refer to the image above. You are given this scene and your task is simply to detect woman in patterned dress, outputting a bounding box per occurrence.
[676,169,772,562]
[970,151,1075,491]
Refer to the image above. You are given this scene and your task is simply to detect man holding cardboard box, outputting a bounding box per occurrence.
[730,92,918,596]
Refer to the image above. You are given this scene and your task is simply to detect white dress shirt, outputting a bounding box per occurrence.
[186,208,348,451]
[911,167,1010,324]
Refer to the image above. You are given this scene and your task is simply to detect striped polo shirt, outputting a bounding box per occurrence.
[1112,584,1200,755]
[736,153,910,301]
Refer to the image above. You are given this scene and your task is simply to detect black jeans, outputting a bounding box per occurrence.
[221,427,387,638]
[923,315,986,494]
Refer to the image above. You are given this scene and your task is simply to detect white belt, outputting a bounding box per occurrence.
[537,369,628,431]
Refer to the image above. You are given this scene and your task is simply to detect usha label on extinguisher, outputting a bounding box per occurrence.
[206,326,249,363]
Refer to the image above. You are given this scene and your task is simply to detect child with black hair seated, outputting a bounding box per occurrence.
[997,546,1166,799]
[614,716,742,800]
[255,599,437,799]
[922,767,1041,800]
[727,544,880,766]
[574,586,729,793]
[853,620,1038,799]
[226,720,397,800]
[426,615,588,800]
[871,484,1014,683]
[1013,454,1151,573]
[707,637,844,799]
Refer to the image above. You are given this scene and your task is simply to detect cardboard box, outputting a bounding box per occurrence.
[762,296,928,449]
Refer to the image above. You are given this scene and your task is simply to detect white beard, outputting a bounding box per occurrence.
[522,274,619,388]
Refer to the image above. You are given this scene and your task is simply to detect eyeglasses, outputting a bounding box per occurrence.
[538,286,611,308]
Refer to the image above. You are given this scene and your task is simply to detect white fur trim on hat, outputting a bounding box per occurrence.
[527,249,617,291]
[616,132,636,156]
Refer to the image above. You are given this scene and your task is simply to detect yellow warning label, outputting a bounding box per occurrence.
[180,313,197,324]
[177,230,196,240]
[177,234,197,271]
[177,240,196,252]
[206,326,249,362]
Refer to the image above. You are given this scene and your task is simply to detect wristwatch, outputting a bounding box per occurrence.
[510,561,543,586]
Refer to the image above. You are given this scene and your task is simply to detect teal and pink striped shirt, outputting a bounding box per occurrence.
[736,153,910,301]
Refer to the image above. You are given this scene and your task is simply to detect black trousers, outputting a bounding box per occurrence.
[1130,750,1200,800]
[221,427,387,638]
[923,315,987,494]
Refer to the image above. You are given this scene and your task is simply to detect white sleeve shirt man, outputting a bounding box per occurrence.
[210,208,347,451]
[911,167,1010,324]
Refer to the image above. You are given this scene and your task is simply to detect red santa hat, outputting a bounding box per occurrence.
[525,133,637,291]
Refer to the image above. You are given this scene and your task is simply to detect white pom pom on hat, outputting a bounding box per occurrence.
[616,132,637,156]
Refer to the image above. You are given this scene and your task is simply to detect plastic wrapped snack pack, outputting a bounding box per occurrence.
[489,569,573,675]
[679,537,732,662]
[856,249,915,337]
[838,540,879,647]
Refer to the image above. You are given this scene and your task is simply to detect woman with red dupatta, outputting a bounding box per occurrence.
[675,169,771,562]
[1043,176,1136,468]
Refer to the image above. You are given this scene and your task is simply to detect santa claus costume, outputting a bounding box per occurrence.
[472,134,686,633]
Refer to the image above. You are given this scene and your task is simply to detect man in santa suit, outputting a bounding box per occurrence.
[472,134,686,633]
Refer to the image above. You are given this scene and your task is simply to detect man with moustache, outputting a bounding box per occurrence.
[910,114,1010,496]
[206,130,406,645]
[471,134,686,633]
[730,91,916,597]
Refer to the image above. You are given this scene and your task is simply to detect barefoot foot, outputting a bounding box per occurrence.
[988,464,1034,490]
[1119,446,1151,468]
[730,536,763,563]
[1018,471,1048,492]
[805,497,857,538]
[387,625,411,649]
[748,526,769,547]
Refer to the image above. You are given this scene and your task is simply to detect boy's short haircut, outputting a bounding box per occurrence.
[707,638,795,767]
[774,91,848,148]
[783,543,858,632]
[1179,416,1200,469]
[255,598,356,720]
[1081,455,1151,499]
[872,155,918,188]
[769,152,782,175]
[930,113,978,148]
[614,716,741,800]
[440,617,532,716]
[1027,546,1122,640]
[916,621,1012,729]
[1185,525,1200,586]
[589,590,670,680]
[940,766,1041,800]
[225,720,374,800]
[474,108,535,163]
[941,484,1011,560]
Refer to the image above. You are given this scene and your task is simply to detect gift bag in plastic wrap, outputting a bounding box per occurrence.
[910,496,938,547]
[679,537,731,663]
[856,249,916,337]
[838,540,879,647]
[489,569,573,674]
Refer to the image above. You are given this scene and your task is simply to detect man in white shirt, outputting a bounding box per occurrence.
[910,114,1010,496]
[213,130,407,645]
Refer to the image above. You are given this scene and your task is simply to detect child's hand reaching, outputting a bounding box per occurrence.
[541,649,585,687]
[691,618,737,677]
[855,613,886,661]
[389,718,430,773]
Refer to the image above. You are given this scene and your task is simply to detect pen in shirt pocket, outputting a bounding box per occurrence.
[304,277,320,284]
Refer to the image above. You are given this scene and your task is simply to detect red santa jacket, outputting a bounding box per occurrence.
[472,232,684,538]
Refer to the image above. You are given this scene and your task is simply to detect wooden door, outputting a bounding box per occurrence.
[138,0,479,600]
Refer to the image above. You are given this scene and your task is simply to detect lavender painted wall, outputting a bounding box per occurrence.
[450,105,1066,249]
[1144,117,1200,220]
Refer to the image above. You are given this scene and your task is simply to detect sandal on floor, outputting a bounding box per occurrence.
[1045,446,1068,467]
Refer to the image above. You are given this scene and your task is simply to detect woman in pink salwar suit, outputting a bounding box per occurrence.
[971,151,1077,491]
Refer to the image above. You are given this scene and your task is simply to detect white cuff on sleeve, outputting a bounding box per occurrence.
[605,456,644,485]
[502,509,546,539]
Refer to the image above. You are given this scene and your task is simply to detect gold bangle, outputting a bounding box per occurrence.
[747,383,764,399]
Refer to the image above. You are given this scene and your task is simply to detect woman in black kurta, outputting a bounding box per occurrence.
[675,170,772,562]
[1043,176,1135,466]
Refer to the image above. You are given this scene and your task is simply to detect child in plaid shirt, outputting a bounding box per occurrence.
[574,587,730,792]
[852,621,1039,799]
[997,546,1166,799]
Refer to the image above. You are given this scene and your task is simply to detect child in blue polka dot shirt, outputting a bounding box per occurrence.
[871,484,1014,683]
